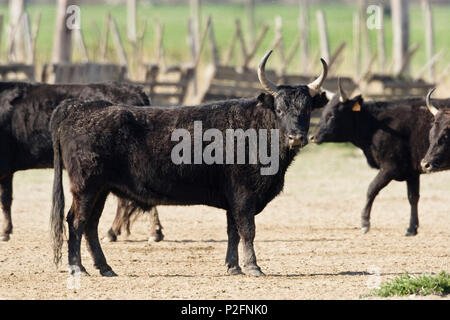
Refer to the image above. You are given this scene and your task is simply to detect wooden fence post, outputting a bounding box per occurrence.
[242,24,268,69]
[100,14,110,62]
[377,5,386,73]
[298,0,309,73]
[155,20,165,68]
[223,24,239,65]
[208,18,219,67]
[0,15,3,61]
[391,0,410,75]
[31,12,41,64]
[359,0,370,71]
[246,0,255,47]
[236,19,248,65]
[23,13,33,64]
[190,0,201,58]
[52,0,77,64]
[422,0,435,81]
[109,14,128,66]
[9,0,26,62]
[353,11,361,79]
[316,10,330,64]
[127,0,137,44]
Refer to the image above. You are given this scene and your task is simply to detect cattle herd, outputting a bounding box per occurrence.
[0,50,448,278]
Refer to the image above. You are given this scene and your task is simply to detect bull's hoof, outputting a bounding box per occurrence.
[405,229,417,237]
[244,266,265,277]
[102,236,114,243]
[227,266,244,275]
[361,225,370,234]
[148,229,164,243]
[69,265,89,276]
[102,229,117,243]
[0,234,10,241]
[100,269,118,277]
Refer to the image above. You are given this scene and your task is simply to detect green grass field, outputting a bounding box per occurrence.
[0,2,449,76]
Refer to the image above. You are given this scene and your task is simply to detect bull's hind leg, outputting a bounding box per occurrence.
[85,191,117,277]
[103,198,131,242]
[0,175,13,241]
[104,198,164,243]
[232,206,264,277]
[361,170,393,234]
[405,174,420,236]
[225,211,243,275]
[66,205,88,275]
[147,207,164,243]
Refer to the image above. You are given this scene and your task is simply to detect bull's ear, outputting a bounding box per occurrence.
[351,95,363,112]
[311,91,329,109]
[257,93,275,110]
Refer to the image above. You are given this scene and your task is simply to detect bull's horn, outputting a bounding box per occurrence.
[258,50,278,96]
[426,88,439,116]
[338,78,348,102]
[308,58,328,96]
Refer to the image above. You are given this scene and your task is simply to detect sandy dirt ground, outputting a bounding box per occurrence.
[0,144,449,300]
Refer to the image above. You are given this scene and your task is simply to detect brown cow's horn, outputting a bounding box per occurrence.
[308,58,328,96]
[338,78,348,102]
[426,88,439,116]
[258,50,278,96]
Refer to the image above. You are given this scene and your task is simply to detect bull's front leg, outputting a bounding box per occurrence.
[232,207,264,277]
[0,175,13,241]
[225,210,243,275]
[361,169,393,234]
[405,174,420,236]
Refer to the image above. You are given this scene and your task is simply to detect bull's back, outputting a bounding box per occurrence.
[5,83,150,172]
[366,103,436,177]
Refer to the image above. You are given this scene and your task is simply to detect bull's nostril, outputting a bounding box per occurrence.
[425,163,431,169]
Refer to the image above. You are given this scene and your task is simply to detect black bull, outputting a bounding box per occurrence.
[50,51,331,276]
[310,81,450,236]
[0,82,163,242]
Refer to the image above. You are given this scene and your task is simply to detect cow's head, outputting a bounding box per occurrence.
[421,88,450,173]
[257,50,329,149]
[309,79,363,144]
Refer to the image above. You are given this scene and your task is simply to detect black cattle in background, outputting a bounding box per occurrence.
[310,80,450,236]
[50,51,330,277]
[0,81,163,242]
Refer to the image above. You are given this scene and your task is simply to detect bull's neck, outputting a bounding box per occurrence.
[349,108,377,150]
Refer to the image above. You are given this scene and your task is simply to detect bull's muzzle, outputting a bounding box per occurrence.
[421,159,436,173]
[288,134,308,148]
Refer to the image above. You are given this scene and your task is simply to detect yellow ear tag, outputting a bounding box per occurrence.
[352,102,361,112]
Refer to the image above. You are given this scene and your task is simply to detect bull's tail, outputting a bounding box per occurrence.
[50,119,65,267]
